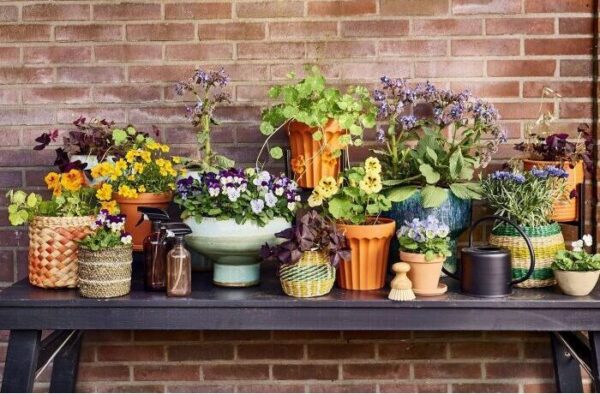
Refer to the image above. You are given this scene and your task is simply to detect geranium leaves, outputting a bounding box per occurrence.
[421,185,448,208]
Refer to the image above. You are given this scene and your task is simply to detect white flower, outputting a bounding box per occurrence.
[287,202,296,211]
[583,234,593,247]
[226,187,240,202]
[572,240,584,252]
[264,192,277,208]
[275,187,284,196]
[208,187,220,197]
[250,199,264,214]
[120,235,132,245]
[295,195,301,202]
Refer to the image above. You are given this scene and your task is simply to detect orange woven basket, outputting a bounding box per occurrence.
[28,215,95,289]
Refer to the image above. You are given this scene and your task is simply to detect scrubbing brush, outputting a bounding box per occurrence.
[388,262,416,301]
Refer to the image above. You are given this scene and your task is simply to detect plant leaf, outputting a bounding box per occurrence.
[386,185,418,202]
[269,147,283,160]
[419,164,441,184]
[421,185,448,208]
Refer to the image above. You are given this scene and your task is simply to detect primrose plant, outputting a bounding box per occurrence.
[397,216,452,261]
[552,235,600,272]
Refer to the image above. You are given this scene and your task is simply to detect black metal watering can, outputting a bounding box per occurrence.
[442,215,536,298]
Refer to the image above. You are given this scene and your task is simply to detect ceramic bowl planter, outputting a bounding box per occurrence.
[400,251,446,296]
[184,217,291,287]
[523,159,584,222]
[336,217,396,291]
[114,192,173,252]
[554,270,600,296]
[78,245,133,298]
[288,120,344,189]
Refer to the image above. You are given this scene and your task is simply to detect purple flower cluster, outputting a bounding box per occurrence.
[92,210,132,244]
[398,216,450,243]
[491,171,526,184]
[531,166,569,179]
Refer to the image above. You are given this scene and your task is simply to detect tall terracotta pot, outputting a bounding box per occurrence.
[288,119,344,188]
[114,192,172,252]
[336,217,396,290]
[522,159,584,222]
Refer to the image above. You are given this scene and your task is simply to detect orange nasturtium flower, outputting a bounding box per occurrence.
[44,172,60,190]
[61,169,85,192]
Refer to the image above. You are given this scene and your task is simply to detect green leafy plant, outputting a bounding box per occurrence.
[307,157,392,225]
[79,211,132,251]
[397,216,452,261]
[259,66,376,163]
[552,236,600,271]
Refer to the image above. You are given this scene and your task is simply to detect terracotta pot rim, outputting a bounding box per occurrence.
[112,191,173,203]
[400,251,445,264]
[287,119,342,133]
[336,217,395,229]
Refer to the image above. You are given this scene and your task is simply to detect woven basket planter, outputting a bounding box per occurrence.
[280,250,335,298]
[489,222,565,288]
[78,245,133,298]
[28,215,95,289]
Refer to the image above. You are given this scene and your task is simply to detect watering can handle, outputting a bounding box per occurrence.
[467,215,536,286]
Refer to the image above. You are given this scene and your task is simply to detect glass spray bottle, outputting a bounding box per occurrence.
[164,223,192,297]
[137,207,172,291]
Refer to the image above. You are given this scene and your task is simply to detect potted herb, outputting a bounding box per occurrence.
[398,216,451,296]
[552,235,600,296]
[174,168,299,287]
[514,88,592,222]
[174,67,235,175]
[261,210,350,298]
[259,66,376,188]
[307,157,396,290]
[6,170,97,288]
[482,166,569,288]
[78,211,133,298]
[91,135,183,251]
[372,78,506,272]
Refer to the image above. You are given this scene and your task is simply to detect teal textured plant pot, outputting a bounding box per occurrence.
[184,217,291,287]
[383,189,472,273]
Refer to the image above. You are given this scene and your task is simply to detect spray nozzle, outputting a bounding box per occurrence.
[163,222,192,237]
[136,207,170,227]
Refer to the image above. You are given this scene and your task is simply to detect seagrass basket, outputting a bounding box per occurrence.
[280,250,335,298]
[78,245,133,298]
[28,215,95,289]
[489,222,565,288]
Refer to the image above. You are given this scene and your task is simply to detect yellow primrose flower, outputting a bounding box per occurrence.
[172,156,181,164]
[118,184,138,199]
[168,182,175,190]
[307,190,324,207]
[90,165,103,179]
[146,141,160,151]
[100,200,119,215]
[96,183,113,201]
[156,158,166,168]
[127,175,135,181]
[133,162,145,174]
[97,162,114,178]
[315,176,339,198]
[137,185,146,193]
[365,157,382,175]
[115,159,127,171]
[179,168,187,176]
[140,151,151,163]
[160,144,170,153]
[125,150,138,163]
[359,173,382,195]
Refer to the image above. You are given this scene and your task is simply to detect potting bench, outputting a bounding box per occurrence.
[0,264,599,393]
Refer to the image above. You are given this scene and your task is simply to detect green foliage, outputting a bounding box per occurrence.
[79,228,123,251]
[552,249,600,272]
[397,216,452,261]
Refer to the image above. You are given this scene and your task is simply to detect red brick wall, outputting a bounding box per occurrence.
[0,0,596,392]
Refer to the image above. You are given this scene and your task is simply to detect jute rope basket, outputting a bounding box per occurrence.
[78,245,133,298]
[489,222,565,288]
[28,215,95,288]
[280,250,335,298]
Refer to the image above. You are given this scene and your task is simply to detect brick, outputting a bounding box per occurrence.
[272,364,338,380]
[85,330,132,342]
[128,23,195,41]
[23,4,89,21]
[97,345,164,361]
[525,0,593,13]
[0,90,19,105]
[308,343,374,359]
[381,0,448,15]
[94,3,162,20]
[134,365,199,381]
[167,384,235,393]
[0,68,53,84]
[452,383,520,393]
[23,46,92,64]
[450,341,519,358]
[560,102,592,119]
[129,107,185,124]
[57,108,126,124]
[309,383,377,393]
[165,43,233,61]
[165,3,232,19]
[523,81,593,98]
[379,383,448,393]
[341,20,409,37]
[236,85,270,102]
[559,17,594,34]
[524,341,553,358]
[486,17,555,35]
[213,105,261,122]
[415,61,484,77]
[167,344,234,361]
[308,0,376,16]
[94,384,164,393]
[134,330,199,341]
[488,60,556,77]
[0,25,52,42]
[95,44,163,62]
[0,6,18,22]
[238,384,305,393]
[0,250,15,282]
[78,365,130,382]
[0,47,19,64]
[494,102,553,120]
[23,87,91,104]
[204,364,269,380]
[379,40,448,57]
[237,344,304,359]
[450,81,520,98]
[343,331,411,341]
[452,39,520,56]
[55,25,123,42]
[413,19,482,36]
[271,331,342,341]
[485,361,553,379]
[561,59,592,77]
[307,41,376,59]
[414,362,482,379]
[269,22,338,39]
[236,1,304,18]
[379,342,447,359]
[94,85,160,104]
[523,383,557,393]
[343,363,410,380]
[453,0,521,14]
[199,22,265,40]
[57,66,125,83]
[526,38,594,55]
[238,42,305,59]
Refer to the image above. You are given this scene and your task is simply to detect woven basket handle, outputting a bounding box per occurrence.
[469,215,536,286]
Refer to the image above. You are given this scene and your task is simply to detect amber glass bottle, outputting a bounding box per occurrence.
[143,228,173,291]
[166,235,191,297]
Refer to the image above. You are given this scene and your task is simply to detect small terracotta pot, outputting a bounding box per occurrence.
[400,251,445,295]
[554,269,600,296]
[336,217,396,290]
[114,192,172,252]
[523,159,584,222]
[288,119,344,188]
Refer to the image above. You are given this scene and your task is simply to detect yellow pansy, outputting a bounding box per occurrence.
[61,169,85,192]
[364,157,382,175]
[172,156,181,164]
[359,173,382,195]
[96,183,113,201]
[133,162,145,174]
[168,182,175,190]
[160,144,170,153]
[315,176,339,199]
[44,172,60,190]
[115,159,127,171]
[307,190,324,207]
[118,184,138,199]
[125,150,138,163]
[100,200,119,215]
[146,141,160,151]
[140,151,151,163]
[137,185,146,193]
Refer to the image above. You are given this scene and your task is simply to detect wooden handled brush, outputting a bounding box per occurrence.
[388,262,416,301]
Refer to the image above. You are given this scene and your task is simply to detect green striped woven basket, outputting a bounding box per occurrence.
[280,251,335,298]
[489,222,565,288]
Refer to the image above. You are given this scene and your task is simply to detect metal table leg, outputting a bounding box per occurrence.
[50,331,83,393]
[551,332,585,393]
[589,331,600,392]
[1,330,42,393]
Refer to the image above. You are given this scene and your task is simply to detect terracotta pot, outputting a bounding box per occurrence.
[114,192,172,252]
[336,217,396,290]
[554,269,600,296]
[400,251,445,294]
[287,119,344,188]
[523,159,584,222]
